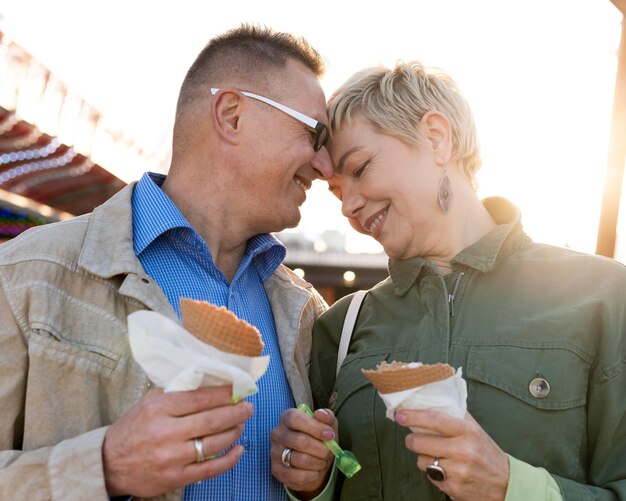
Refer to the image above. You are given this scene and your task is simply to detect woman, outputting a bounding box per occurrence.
[270,61,626,500]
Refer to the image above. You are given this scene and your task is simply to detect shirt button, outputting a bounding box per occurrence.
[528,377,551,399]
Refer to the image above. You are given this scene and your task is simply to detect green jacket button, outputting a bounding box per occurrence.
[529,377,550,399]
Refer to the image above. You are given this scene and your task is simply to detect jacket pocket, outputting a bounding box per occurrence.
[466,344,590,480]
[29,328,119,376]
[22,329,125,448]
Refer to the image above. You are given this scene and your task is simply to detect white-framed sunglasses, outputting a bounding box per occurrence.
[210,87,329,151]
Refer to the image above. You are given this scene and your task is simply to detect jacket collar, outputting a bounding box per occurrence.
[389,197,529,296]
[77,182,176,317]
[79,182,141,279]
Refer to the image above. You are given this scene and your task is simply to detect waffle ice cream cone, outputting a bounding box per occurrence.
[362,361,454,394]
[180,298,264,357]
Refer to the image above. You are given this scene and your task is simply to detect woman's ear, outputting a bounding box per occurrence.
[211,89,244,145]
[420,111,452,166]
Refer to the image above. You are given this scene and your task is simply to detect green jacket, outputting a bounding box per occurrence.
[310,197,626,500]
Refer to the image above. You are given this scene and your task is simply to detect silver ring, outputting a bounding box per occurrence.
[426,458,447,481]
[194,438,206,463]
[281,447,293,468]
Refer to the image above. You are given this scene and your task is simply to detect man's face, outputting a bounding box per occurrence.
[237,59,333,234]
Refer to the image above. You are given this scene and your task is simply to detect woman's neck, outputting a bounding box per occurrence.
[430,196,497,275]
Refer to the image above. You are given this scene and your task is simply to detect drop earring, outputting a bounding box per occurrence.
[438,168,452,213]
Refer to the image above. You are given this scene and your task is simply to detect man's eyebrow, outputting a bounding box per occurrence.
[336,146,364,175]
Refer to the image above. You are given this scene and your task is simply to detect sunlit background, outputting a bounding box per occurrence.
[1,0,624,259]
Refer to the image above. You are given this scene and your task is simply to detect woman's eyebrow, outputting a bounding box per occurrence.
[335,146,364,175]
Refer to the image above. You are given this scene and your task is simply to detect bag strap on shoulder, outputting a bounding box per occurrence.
[336,290,368,377]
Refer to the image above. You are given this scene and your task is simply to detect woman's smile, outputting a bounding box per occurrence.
[364,207,389,239]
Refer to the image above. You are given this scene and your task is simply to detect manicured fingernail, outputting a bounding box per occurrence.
[322,429,335,440]
[395,412,407,424]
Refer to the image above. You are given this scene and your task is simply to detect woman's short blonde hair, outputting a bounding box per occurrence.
[327,61,481,186]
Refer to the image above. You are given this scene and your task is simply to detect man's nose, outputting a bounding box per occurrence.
[310,146,334,180]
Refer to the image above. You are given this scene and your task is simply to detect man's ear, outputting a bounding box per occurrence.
[420,111,452,166]
[211,89,244,145]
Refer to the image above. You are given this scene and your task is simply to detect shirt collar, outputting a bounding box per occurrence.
[132,172,191,255]
[245,234,286,282]
[131,171,285,280]
[389,197,527,296]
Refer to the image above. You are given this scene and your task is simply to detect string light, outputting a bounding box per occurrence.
[10,127,43,149]
[10,160,92,196]
[0,113,19,135]
[0,147,77,185]
[343,271,356,284]
[0,138,61,165]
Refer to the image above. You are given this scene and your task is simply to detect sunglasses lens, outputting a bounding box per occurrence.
[307,129,318,147]
[314,125,328,151]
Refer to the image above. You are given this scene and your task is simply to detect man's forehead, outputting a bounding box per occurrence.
[281,60,325,97]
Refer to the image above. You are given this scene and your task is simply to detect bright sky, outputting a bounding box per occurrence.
[1,0,623,257]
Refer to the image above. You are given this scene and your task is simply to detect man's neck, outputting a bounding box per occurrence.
[211,245,246,284]
[161,173,251,283]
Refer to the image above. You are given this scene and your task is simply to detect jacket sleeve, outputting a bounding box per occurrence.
[0,281,111,499]
[285,462,338,501]
[505,455,563,500]
[553,362,626,499]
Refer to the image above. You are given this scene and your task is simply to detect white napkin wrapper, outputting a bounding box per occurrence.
[377,365,467,433]
[127,310,269,399]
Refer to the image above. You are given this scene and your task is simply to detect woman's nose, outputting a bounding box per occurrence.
[342,190,365,219]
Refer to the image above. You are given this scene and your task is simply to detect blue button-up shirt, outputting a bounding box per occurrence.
[132,172,292,500]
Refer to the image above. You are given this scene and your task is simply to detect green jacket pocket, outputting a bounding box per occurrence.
[466,344,590,480]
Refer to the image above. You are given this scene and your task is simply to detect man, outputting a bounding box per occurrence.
[0,24,335,499]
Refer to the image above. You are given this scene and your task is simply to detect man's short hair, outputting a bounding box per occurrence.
[177,24,326,115]
[327,61,482,186]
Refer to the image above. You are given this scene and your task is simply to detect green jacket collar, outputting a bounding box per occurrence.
[389,197,529,296]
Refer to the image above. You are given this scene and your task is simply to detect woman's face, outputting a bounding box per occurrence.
[328,115,444,259]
